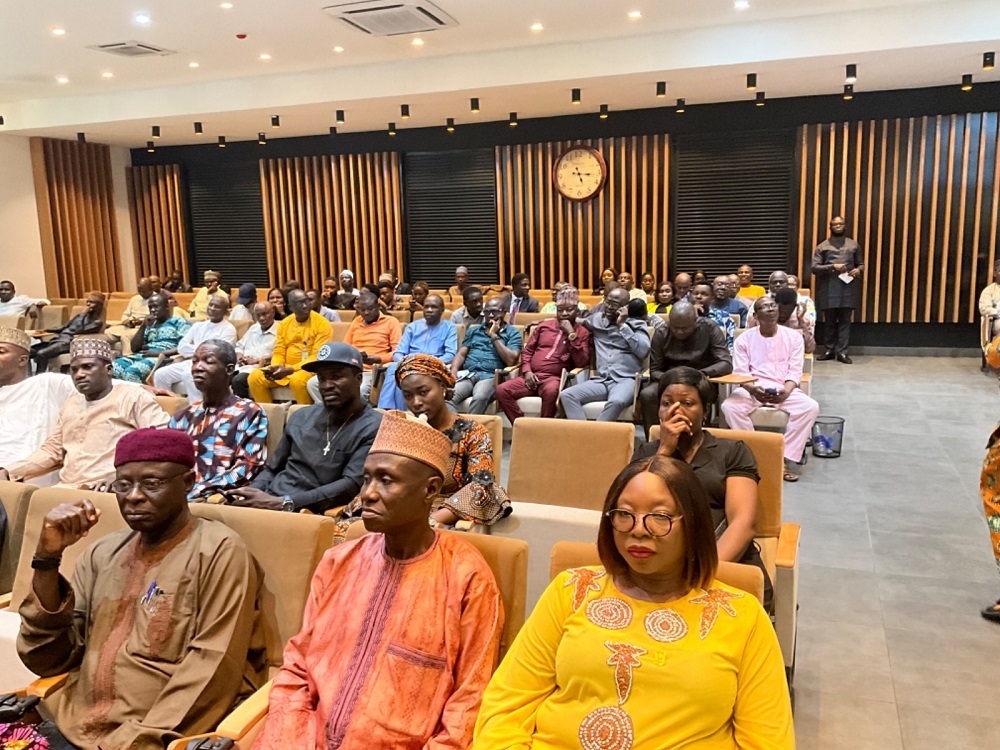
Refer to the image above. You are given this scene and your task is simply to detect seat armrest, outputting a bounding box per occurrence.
[494,365,518,385]
[0,592,11,609]
[773,522,800,671]
[217,680,272,740]
[775,522,800,569]
[28,673,68,698]
[165,733,218,750]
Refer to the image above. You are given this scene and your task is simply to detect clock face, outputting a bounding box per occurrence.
[553,146,607,202]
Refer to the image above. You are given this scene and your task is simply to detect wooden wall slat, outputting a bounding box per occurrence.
[126,164,188,284]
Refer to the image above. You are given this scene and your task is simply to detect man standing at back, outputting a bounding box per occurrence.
[561,287,650,422]
[17,428,265,750]
[253,410,502,750]
[812,215,864,363]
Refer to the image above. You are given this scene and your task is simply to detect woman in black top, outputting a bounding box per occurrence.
[632,366,772,612]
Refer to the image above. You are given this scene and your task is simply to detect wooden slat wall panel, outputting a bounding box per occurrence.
[797,113,1000,323]
[29,137,123,296]
[259,153,404,290]
[496,136,670,290]
[126,165,190,282]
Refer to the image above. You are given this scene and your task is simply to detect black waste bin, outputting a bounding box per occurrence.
[811,416,845,458]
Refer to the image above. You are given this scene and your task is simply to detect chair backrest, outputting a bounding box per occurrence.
[0,314,26,331]
[0,481,38,594]
[388,310,410,325]
[259,402,286,459]
[187,503,337,667]
[330,322,353,342]
[337,309,357,322]
[232,318,254,340]
[155,394,188,418]
[344,525,527,661]
[38,305,68,329]
[507,418,635,510]
[648,426,784,539]
[512,312,554,327]
[548,540,765,605]
[173,292,196,310]
[105,297,130,323]
[460,413,503,481]
[286,403,310,422]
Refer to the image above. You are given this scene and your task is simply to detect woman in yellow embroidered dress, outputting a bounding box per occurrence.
[473,455,793,749]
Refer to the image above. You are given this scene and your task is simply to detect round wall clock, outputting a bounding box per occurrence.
[553,145,608,202]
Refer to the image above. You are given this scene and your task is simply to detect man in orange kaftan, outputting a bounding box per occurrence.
[253,409,503,749]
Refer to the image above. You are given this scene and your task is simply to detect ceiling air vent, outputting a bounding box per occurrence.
[323,1,457,36]
[87,40,177,58]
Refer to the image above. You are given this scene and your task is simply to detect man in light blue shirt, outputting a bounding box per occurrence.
[377,295,458,410]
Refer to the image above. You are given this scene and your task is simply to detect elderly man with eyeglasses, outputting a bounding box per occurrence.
[14,428,265,750]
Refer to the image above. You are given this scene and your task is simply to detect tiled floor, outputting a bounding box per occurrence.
[786,355,1000,749]
[498,355,1000,748]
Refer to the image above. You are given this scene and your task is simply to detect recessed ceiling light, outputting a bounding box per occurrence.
[530,22,544,32]
[133,12,152,25]
[734,0,750,9]
[259,53,271,60]
[189,61,200,68]
[411,37,424,46]
[333,46,344,53]
[50,27,66,37]
[220,1,234,8]
[102,71,114,79]
[627,10,642,20]
[56,76,69,84]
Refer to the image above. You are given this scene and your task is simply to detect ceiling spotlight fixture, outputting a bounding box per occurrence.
[843,84,854,101]
[220,2,234,8]
[259,53,271,61]
[329,126,337,135]
[133,12,152,25]
[470,97,480,113]
[411,37,424,46]
[56,76,69,84]
[961,73,973,91]
[984,52,996,70]
[333,46,344,53]
[675,98,685,113]
[271,115,280,128]
[218,135,226,148]
[336,109,345,124]
[656,81,666,98]
[572,88,581,104]
[845,63,858,84]
[627,10,642,20]
[151,125,160,138]
[50,27,66,37]
[746,73,757,91]
[102,71,114,79]
[509,111,518,127]
[599,104,609,119]
[446,117,455,132]
[755,91,766,106]
[734,0,750,10]
[258,132,267,145]
[146,141,155,153]
[194,121,203,135]
[401,104,410,119]
[388,122,397,136]
[77,132,86,143]
[189,61,200,68]
[530,22,543,32]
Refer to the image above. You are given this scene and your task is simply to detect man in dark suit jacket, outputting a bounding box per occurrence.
[498,273,539,321]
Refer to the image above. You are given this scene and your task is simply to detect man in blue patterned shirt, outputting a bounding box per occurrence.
[691,281,736,351]
[168,339,268,499]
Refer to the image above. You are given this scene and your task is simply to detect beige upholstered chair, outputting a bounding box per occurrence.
[258,402,287,459]
[155,394,188,418]
[0,482,37,597]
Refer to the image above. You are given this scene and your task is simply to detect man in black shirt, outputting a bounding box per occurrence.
[228,342,382,513]
[812,215,864,363]
[638,301,732,436]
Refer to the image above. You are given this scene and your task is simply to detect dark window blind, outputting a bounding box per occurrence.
[672,130,795,279]
[186,161,269,287]
[404,149,498,287]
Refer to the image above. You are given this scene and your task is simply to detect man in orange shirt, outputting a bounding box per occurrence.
[308,291,400,403]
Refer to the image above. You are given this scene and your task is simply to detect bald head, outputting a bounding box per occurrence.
[768,271,789,295]
[668,301,698,340]
[673,273,692,299]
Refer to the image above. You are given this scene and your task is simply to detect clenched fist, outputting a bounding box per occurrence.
[36,500,101,558]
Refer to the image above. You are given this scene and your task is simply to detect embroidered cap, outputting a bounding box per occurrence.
[115,427,196,468]
[368,410,452,477]
[301,342,364,373]
[69,337,114,362]
[0,326,30,352]
[555,284,580,305]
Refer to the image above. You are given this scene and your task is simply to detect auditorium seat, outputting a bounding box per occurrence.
[461,413,503,479]
[330,321,352,342]
[0,481,37,596]
[37,305,68,329]
[155,394,188,417]
[259,402,286,458]
[511,311,554,326]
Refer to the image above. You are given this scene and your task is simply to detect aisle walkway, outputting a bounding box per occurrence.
[787,355,999,749]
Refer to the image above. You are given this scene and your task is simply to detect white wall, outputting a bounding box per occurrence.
[109,145,137,289]
[0,136,46,296]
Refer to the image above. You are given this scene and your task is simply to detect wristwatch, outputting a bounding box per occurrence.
[281,495,295,512]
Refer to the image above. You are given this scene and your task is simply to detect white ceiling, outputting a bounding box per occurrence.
[0,0,997,146]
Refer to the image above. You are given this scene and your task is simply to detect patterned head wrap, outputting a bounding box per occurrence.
[70,337,113,362]
[368,410,452,477]
[394,353,456,388]
[555,285,580,306]
[0,326,30,352]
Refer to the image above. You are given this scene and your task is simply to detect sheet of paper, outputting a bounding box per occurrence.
[839,272,853,284]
